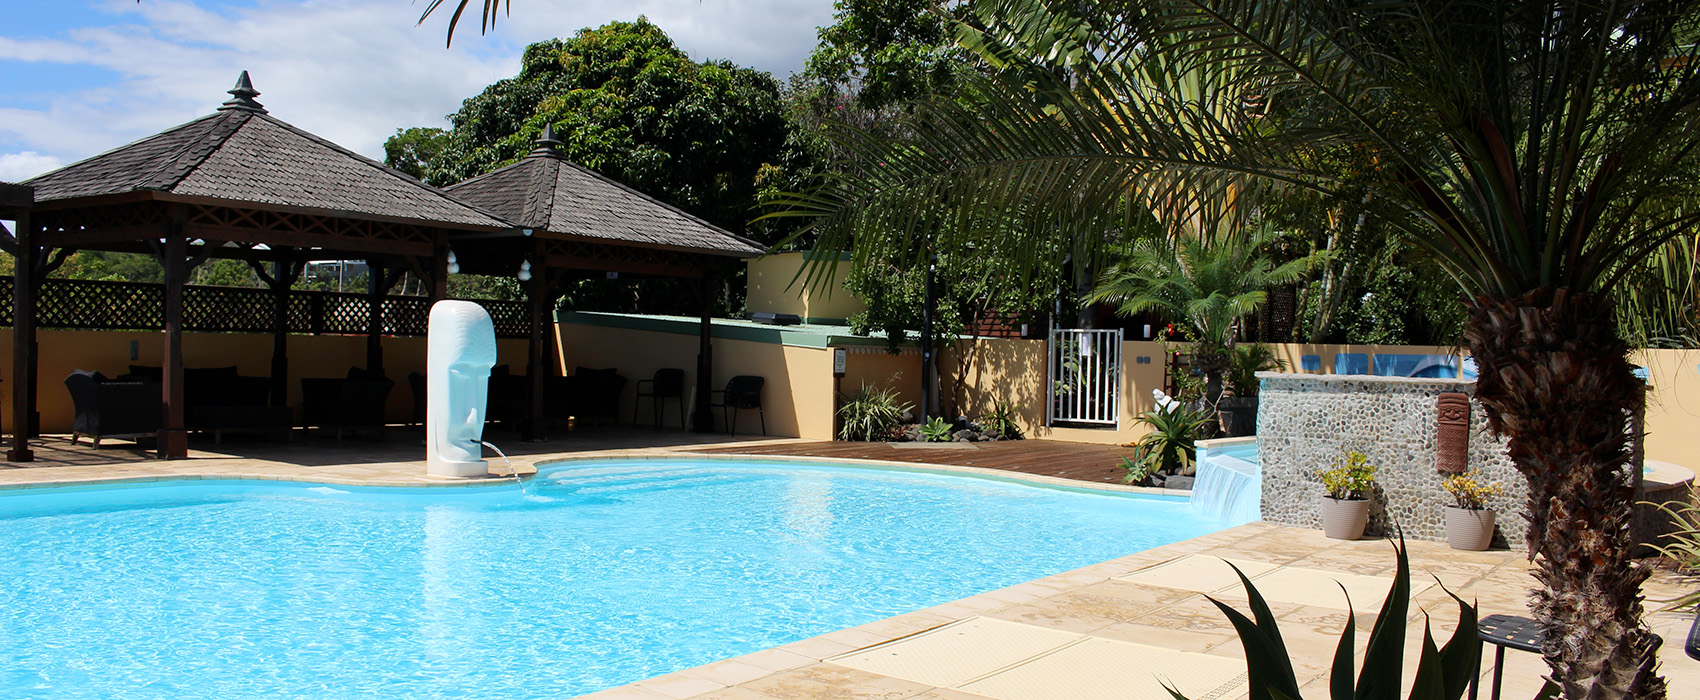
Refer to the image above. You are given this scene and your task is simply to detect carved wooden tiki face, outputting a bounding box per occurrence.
[1436,392,1471,473]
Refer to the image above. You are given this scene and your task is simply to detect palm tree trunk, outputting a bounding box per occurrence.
[1464,288,1665,700]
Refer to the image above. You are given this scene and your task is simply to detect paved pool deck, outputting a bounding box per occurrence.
[2,430,1695,698]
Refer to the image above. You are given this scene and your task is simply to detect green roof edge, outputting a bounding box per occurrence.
[555,310,910,350]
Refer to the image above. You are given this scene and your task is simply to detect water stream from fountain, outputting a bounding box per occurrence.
[474,440,560,503]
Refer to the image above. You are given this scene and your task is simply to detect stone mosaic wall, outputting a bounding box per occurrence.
[1256,373,1527,546]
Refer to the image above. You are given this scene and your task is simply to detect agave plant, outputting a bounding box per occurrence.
[837,382,912,442]
[1125,403,1209,481]
[1167,537,1484,700]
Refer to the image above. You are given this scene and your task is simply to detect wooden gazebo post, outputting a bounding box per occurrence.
[693,275,715,433]
[365,260,386,374]
[158,226,190,459]
[523,240,549,442]
[5,183,36,461]
[266,255,302,408]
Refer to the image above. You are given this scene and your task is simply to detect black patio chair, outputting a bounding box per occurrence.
[64,370,160,448]
[708,375,765,436]
[633,368,686,428]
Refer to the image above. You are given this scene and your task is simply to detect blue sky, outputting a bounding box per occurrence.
[0,0,836,182]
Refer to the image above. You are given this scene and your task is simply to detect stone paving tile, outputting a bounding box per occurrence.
[684,688,785,700]
[635,671,728,699]
[1089,621,1236,653]
[982,599,1124,634]
[579,686,679,700]
[739,664,935,700]
[907,690,997,700]
[681,659,777,688]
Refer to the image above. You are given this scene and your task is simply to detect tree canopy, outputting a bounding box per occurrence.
[396,18,789,240]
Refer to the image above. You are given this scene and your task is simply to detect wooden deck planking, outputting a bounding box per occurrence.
[689,439,1138,484]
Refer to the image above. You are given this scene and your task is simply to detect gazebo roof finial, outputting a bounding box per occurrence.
[218,71,267,113]
[529,123,564,157]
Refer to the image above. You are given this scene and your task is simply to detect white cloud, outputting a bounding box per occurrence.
[3,0,835,172]
[0,152,64,182]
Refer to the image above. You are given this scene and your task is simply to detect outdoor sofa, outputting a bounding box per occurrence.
[301,367,395,439]
[120,365,291,443]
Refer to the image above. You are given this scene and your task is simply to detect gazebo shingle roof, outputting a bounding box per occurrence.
[446,134,765,257]
[24,106,508,231]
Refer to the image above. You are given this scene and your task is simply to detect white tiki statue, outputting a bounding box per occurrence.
[426,300,497,477]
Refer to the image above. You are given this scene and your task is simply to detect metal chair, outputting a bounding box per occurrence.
[708,375,765,436]
[633,368,686,428]
[1471,614,1663,700]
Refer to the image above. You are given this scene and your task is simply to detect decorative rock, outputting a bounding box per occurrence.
[1164,475,1194,490]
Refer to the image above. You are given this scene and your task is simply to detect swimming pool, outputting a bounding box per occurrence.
[0,458,1222,699]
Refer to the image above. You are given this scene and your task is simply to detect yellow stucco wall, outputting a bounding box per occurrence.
[555,322,839,438]
[744,252,866,323]
[942,338,1700,464]
[836,347,924,423]
[1636,349,1700,467]
[941,338,1171,445]
[0,329,529,433]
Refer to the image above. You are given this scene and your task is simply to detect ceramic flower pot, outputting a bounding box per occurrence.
[1319,496,1371,540]
[1445,506,1496,551]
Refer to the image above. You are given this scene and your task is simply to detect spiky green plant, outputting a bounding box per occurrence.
[1165,537,1482,700]
[837,382,912,442]
[1126,403,1209,480]
[919,415,954,442]
[1650,500,1700,612]
[978,399,1024,440]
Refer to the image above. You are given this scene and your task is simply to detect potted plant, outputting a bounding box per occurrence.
[1218,343,1284,437]
[1440,470,1503,550]
[1318,450,1377,539]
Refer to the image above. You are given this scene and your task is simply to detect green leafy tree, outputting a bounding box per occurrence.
[773,1,1700,695]
[400,19,788,240]
[383,127,451,181]
[799,0,968,116]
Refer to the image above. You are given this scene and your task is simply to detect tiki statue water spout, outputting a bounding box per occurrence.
[426,300,497,477]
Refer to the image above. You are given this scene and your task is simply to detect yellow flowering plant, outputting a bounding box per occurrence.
[1440,470,1504,510]
[1319,450,1377,500]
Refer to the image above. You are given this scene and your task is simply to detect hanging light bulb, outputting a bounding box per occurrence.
[446,249,460,274]
[517,259,533,282]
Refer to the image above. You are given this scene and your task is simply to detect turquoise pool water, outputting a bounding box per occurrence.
[0,459,1221,699]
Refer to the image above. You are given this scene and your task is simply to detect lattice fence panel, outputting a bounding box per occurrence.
[383,296,430,336]
[185,286,275,332]
[480,299,530,338]
[38,278,163,330]
[4,277,536,338]
[334,294,376,335]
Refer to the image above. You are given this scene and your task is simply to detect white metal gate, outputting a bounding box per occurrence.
[1047,328,1122,426]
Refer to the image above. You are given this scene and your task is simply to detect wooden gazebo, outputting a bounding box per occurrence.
[4,73,760,460]
[443,125,764,440]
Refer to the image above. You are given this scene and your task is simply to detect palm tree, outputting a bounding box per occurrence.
[418,0,511,45]
[1091,229,1319,406]
[770,2,1700,697]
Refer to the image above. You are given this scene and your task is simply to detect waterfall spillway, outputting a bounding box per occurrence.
[1191,441,1262,526]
